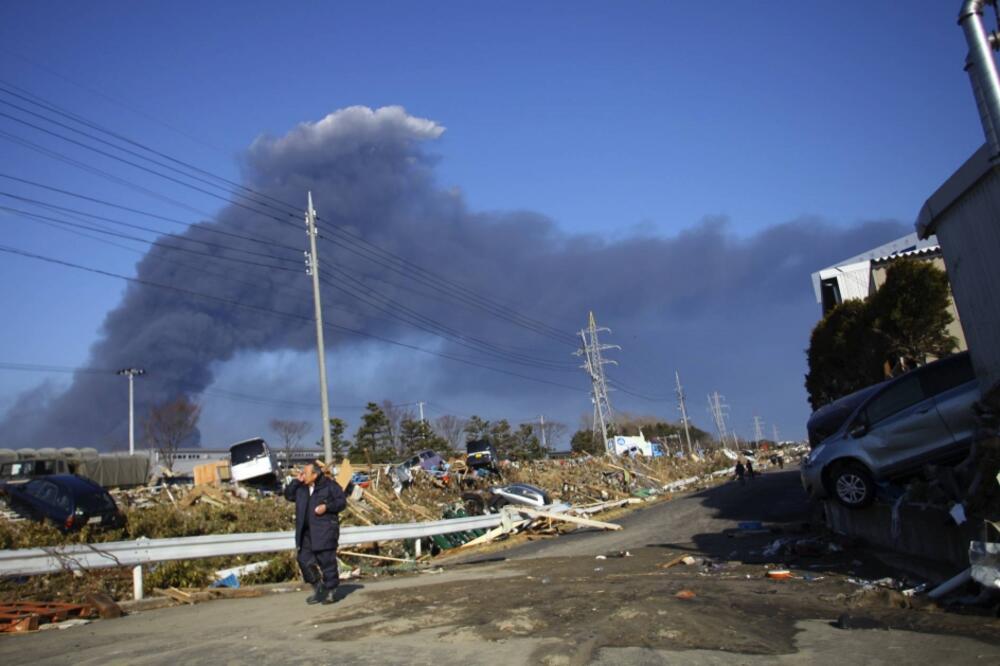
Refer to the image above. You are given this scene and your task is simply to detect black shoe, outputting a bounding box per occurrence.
[321,588,337,605]
[306,583,328,605]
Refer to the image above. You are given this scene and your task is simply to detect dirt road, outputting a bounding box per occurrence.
[2,470,998,665]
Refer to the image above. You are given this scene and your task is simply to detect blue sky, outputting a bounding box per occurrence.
[0,2,988,447]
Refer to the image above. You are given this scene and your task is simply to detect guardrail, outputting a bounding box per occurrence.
[0,505,570,600]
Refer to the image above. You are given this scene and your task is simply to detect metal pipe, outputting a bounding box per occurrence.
[960,0,1000,157]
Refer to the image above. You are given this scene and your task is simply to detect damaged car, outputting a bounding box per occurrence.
[801,352,978,509]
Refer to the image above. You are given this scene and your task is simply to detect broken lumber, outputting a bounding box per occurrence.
[508,507,622,531]
[338,550,414,564]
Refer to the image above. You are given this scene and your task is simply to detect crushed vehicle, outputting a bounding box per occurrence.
[461,482,552,515]
[465,439,500,475]
[229,438,280,486]
[801,352,979,509]
[1,474,125,531]
[606,435,664,457]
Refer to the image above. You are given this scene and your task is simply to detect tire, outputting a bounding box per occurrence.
[829,462,875,509]
[461,492,486,516]
[488,496,509,513]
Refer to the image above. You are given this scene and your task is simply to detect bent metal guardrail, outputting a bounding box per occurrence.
[0,512,520,576]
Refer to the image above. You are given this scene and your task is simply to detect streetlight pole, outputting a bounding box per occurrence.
[117,368,145,455]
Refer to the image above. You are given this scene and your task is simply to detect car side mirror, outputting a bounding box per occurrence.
[849,422,868,438]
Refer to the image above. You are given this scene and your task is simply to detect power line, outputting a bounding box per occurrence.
[0,201,304,272]
[0,176,303,253]
[0,82,579,347]
[0,243,589,395]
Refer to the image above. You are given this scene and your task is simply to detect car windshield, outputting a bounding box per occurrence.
[230,440,267,465]
[467,442,491,454]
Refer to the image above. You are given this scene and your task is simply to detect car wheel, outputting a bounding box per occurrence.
[461,493,486,516]
[830,462,875,509]
[488,496,509,513]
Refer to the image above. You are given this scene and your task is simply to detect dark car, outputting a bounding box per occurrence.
[466,440,500,473]
[1,474,124,531]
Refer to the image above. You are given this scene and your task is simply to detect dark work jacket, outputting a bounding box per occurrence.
[283,475,347,551]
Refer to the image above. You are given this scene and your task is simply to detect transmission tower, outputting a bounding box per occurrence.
[772,424,780,445]
[574,311,619,451]
[707,391,733,451]
[675,370,692,455]
[752,415,765,447]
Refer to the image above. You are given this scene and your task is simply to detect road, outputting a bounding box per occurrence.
[2,470,998,665]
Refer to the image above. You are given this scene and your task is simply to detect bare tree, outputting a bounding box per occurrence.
[433,415,468,455]
[380,400,414,455]
[539,420,568,450]
[144,396,201,472]
[270,419,311,470]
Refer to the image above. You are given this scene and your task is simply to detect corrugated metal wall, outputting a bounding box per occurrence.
[935,168,1000,396]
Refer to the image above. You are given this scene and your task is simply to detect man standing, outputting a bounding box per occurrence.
[283,463,347,605]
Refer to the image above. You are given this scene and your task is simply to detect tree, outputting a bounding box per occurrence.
[317,417,350,460]
[510,423,549,460]
[538,420,568,451]
[805,260,958,410]
[871,260,957,366]
[380,400,414,455]
[432,415,467,454]
[488,419,517,460]
[570,429,602,456]
[144,396,200,472]
[805,299,886,410]
[398,418,448,457]
[463,415,491,442]
[351,403,396,463]
[270,419,311,469]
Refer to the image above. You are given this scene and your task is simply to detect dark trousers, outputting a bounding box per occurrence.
[297,528,339,590]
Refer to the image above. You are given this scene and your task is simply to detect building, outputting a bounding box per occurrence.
[916,144,1000,398]
[810,232,967,352]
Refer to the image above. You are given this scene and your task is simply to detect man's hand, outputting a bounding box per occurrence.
[314,504,327,516]
[296,469,306,483]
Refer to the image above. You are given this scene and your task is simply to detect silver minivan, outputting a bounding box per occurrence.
[801,352,978,508]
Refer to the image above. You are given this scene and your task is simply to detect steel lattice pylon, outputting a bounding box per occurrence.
[574,311,619,452]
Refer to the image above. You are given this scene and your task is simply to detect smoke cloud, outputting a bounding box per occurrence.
[0,106,908,448]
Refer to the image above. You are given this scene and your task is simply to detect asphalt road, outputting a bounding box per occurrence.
[2,470,998,665]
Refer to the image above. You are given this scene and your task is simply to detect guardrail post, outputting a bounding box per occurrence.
[414,538,422,558]
[133,564,144,600]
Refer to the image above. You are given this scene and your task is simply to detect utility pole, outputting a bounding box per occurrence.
[752,416,765,448]
[539,414,547,449]
[117,368,145,455]
[418,402,426,423]
[574,312,619,453]
[675,370,692,455]
[304,192,333,464]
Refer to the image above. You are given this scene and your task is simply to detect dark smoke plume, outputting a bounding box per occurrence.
[0,106,907,447]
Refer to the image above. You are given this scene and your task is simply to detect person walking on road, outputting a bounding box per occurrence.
[283,463,347,605]
[734,460,746,486]
[746,459,755,481]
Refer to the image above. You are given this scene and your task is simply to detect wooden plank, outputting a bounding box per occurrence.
[338,550,414,564]
[510,507,622,531]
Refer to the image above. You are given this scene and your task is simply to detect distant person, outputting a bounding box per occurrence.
[283,463,347,605]
[734,460,746,486]
[776,455,784,470]
[746,459,755,481]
